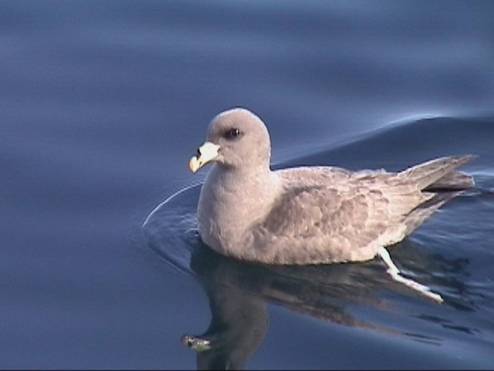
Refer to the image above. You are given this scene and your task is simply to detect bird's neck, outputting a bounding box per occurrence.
[197,164,280,256]
[202,164,279,215]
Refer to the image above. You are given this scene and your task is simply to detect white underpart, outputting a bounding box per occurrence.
[378,247,443,303]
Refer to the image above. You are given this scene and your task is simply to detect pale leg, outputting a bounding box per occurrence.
[378,247,443,303]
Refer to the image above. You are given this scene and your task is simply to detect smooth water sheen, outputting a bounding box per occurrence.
[2,1,494,369]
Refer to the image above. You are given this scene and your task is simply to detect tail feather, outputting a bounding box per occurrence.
[398,155,476,191]
[403,191,463,235]
[396,155,476,235]
[426,171,475,191]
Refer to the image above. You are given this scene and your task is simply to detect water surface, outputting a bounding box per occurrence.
[2,0,494,369]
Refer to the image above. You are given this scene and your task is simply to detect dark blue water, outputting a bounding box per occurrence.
[2,1,493,369]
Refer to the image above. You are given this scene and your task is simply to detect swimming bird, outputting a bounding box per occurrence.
[188,108,475,301]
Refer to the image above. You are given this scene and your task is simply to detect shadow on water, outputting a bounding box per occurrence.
[144,197,483,368]
[144,190,481,369]
[143,117,494,369]
[178,243,475,370]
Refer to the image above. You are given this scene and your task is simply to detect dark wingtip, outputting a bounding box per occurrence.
[457,154,478,164]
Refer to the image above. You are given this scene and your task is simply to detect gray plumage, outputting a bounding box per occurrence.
[193,108,475,265]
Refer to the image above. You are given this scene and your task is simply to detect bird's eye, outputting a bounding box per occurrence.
[224,128,242,140]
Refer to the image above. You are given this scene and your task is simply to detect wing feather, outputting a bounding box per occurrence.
[247,166,440,264]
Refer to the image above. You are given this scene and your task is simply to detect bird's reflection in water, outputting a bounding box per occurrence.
[143,188,480,370]
[179,237,475,370]
[183,248,269,370]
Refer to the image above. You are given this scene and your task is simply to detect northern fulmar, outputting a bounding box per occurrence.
[188,108,475,302]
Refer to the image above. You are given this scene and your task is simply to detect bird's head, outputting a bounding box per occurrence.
[189,108,271,173]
